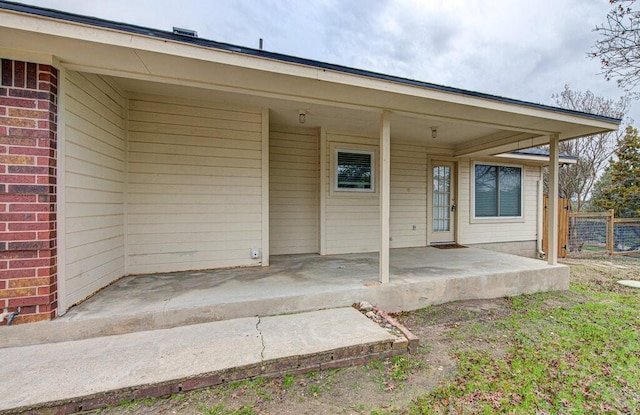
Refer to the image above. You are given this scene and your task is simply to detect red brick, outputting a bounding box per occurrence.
[8,185,49,194]
[0,96,36,108]
[1,59,12,86]
[0,231,36,241]
[0,281,5,290]
[26,63,37,89]
[9,146,50,157]
[8,241,50,250]
[14,61,25,88]
[41,247,56,257]
[0,250,37,260]
[0,136,37,146]
[0,194,37,203]
[0,116,36,128]
[0,155,33,165]
[7,165,47,174]
[9,222,48,231]
[8,89,50,100]
[9,258,51,268]
[1,60,58,325]
[38,212,55,221]
[10,313,49,324]
[18,305,37,315]
[37,285,51,295]
[8,277,49,288]
[10,203,50,212]
[37,230,56,240]
[37,267,54,277]
[0,213,36,221]
[37,176,53,185]
[0,287,36,297]
[7,128,49,138]
[0,175,36,184]
[7,108,48,119]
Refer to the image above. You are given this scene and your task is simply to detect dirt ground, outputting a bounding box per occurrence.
[93,256,640,415]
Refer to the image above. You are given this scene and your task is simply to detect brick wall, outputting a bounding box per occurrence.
[0,59,58,325]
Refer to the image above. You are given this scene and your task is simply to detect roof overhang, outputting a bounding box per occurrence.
[495,151,579,165]
[0,1,622,156]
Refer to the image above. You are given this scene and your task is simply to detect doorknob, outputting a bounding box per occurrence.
[451,204,456,212]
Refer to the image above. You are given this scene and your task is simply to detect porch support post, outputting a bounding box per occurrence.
[379,111,391,283]
[547,133,560,265]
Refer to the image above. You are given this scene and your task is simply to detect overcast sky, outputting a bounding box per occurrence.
[15,0,638,123]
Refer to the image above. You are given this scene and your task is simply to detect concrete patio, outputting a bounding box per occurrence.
[1,247,569,348]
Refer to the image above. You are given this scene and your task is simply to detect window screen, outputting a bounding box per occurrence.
[336,150,374,191]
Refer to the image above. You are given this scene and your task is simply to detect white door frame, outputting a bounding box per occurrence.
[428,159,457,244]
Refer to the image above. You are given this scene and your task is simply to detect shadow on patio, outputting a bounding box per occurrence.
[2,247,568,347]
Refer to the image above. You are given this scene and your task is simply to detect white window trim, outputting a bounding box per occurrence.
[471,161,524,222]
[334,148,376,193]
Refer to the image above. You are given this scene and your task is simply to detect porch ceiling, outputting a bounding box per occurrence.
[0,4,621,156]
[111,75,502,152]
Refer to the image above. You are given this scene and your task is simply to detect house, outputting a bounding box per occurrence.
[0,1,620,325]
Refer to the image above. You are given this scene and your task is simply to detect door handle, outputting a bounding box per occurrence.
[451,204,456,212]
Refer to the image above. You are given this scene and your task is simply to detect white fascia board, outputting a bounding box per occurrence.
[494,153,578,165]
[0,8,621,135]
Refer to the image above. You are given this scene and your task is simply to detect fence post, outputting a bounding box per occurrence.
[607,209,615,256]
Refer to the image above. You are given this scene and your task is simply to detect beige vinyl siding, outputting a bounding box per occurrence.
[325,133,379,254]
[390,141,427,248]
[64,71,126,307]
[126,94,264,274]
[269,127,319,255]
[458,161,539,244]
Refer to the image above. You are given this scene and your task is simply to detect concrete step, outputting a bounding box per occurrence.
[0,307,418,415]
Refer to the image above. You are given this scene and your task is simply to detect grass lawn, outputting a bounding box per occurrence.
[95,258,640,415]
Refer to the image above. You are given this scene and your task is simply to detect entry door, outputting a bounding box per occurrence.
[431,161,456,244]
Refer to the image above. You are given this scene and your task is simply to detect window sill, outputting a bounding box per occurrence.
[470,217,525,224]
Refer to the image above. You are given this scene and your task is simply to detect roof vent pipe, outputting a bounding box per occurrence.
[173,27,198,38]
[259,38,264,50]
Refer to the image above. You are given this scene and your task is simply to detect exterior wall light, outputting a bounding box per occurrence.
[431,127,438,139]
[298,110,307,124]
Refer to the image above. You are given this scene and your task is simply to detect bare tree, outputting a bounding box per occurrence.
[591,0,640,94]
[546,85,629,211]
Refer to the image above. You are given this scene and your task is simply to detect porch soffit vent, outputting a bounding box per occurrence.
[172,27,198,38]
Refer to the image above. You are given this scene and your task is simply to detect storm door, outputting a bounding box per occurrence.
[431,161,456,243]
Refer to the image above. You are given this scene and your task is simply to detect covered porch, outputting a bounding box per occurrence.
[0,2,619,325]
[2,247,568,347]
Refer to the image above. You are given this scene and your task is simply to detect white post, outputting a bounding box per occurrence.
[548,134,559,265]
[379,111,391,283]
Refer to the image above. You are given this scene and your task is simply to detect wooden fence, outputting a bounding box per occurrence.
[544,197,640,258]
[542,197,571,258]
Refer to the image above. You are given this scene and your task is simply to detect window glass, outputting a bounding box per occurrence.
[336,151,373,191]
[499,166,522,216]
[474,164,521,217]
[475,165,498,217]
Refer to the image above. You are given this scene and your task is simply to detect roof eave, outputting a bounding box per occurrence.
[0,0,622,127]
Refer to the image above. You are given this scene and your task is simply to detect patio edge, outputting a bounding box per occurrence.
[2,336,413,415]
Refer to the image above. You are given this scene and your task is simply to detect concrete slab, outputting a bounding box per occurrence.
[0,247,569,347]
[0,307,397,413]
[260,307,395,360]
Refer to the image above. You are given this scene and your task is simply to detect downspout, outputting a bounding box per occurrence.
[537,169,545,258]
